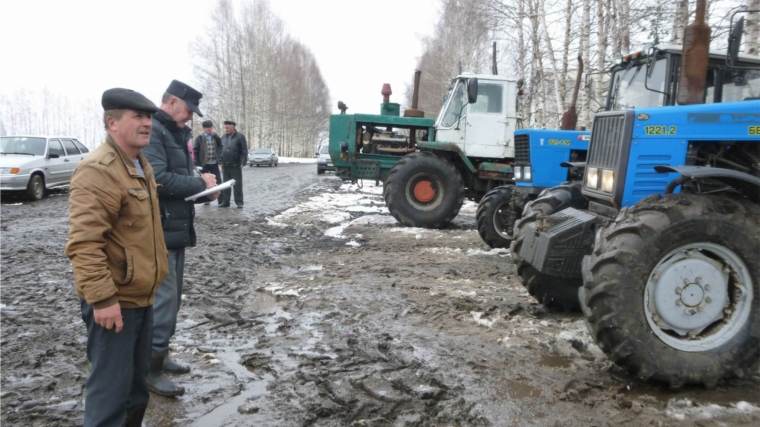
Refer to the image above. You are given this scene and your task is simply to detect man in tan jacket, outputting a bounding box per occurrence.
[66,88,168,427]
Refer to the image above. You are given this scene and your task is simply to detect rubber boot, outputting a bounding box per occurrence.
[124,402,148,427]
[163,354,190,374]
[147,353,185,397]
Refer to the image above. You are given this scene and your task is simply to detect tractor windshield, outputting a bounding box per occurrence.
[721,68,760,102]
[437,80,467,128]
[609,58,667,110]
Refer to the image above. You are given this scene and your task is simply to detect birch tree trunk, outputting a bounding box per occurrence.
[581,0,592,127]
[672,0,689,43]
[538,0,565,116]
[748,0,760,55]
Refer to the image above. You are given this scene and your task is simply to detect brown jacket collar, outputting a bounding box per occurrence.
[105,135,153,180]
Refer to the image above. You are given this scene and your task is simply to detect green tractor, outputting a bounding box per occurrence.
[329,71,521,229]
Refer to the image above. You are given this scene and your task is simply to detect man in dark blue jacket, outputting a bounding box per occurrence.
[141,80,218,397]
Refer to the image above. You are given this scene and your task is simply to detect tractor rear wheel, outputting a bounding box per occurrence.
[384,151,464,229]
[510,182,588,311]
[476,186,518,248]
[580,194,760,389]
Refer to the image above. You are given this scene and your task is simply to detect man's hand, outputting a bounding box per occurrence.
[240,164,244,169]
[94,303,123,333]
[201,173,217,189]
[207,191,220,201]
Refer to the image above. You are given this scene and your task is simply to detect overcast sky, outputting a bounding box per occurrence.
[1,0,438,117]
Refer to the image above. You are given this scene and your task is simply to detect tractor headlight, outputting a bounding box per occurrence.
[523,166,531,181]
[601,169,615,193]
[514,166,522,180]
[586,167,599,189]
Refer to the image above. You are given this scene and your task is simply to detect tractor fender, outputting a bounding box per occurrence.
[416,141,477,173]
[655,165,760,203]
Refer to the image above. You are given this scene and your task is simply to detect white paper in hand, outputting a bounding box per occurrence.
[185,179,235,201]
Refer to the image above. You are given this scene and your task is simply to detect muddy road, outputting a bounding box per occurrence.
[2,162,759,427]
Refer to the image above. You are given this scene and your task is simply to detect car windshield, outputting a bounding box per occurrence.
[320,146,329,154]
[253,149,271,154]
[0,137,47,156]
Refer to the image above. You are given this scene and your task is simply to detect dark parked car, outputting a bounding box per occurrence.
[316,145,334,175]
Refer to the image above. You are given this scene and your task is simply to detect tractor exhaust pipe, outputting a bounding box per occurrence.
[404,70,425,118]
[560,55,583,130]
[676,0,710,105]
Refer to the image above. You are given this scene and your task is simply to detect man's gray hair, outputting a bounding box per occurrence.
[103,109,125,130]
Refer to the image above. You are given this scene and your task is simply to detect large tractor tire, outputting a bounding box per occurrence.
[581,194,760,389]
[510,182,588,311]
[384,151,464,229]
[476,186,518,248]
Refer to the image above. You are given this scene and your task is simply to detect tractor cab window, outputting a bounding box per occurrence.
[469,82,504,114]
[610,58,667,110]
[721,68,760,102]
[439,80,467,128]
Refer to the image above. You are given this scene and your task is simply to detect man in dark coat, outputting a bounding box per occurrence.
[193,120,223,205]
[219,120,248,208]
[141,80,219,397]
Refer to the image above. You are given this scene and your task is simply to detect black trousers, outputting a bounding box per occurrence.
[221,164,244,206]
[81,301,153,427]
[201,163,222,205]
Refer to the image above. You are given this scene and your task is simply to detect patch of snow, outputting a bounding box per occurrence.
[391,227,428,234]
[325,224,348,239]
[265,217,288,227]
[299,265,323,272]
[349,215,397,226]
[321,211,351,224]
[345,205,385,213]
[275,289,300,297]
[346,240,361,247]
[452,290,477,298]
[467,248,510,256]
[471,312,495,328]
[737,402,759,412]
[426,247,462,255]
[278,157,317,164]
[0,304,6,309]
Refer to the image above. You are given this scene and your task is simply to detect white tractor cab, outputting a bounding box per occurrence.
[433,73,521,160]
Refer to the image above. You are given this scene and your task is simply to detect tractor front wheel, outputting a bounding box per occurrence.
[581,194,760,389]
[384,151,464,229]
[510,182,588,311]
[476,186,518,248]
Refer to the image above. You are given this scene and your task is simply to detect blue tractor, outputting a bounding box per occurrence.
[516,4,760,387]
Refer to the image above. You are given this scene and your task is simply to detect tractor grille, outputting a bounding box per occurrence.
[514,134,530,164]
[587,113,627,170]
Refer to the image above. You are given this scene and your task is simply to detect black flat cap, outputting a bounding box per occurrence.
[224,120,236,126]
[201,120,213,128]
[166,80,203,117]
[101,88,158,113]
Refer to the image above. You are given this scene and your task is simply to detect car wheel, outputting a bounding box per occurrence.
[249,163,253,167]
[26,174,45,201]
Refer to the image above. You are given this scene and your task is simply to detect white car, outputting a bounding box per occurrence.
[0,135,90,200]
[248,148,279,167]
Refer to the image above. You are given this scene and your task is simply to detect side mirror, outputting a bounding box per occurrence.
[340,141,349,153]
[48,153,59,159]
[467,78,478,104]
[728,17,745,66]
